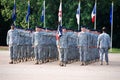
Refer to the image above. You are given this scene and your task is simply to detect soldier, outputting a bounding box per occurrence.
[97,27,111,65]
[57,27,68,66]
[78,26,88,65]
[32,26,41,64]
[6,24,19,64]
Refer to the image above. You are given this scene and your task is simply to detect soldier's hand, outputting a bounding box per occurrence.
[57,45,60,48]
[97,46,99,49]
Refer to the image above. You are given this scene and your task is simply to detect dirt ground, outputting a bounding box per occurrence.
[0,50,120,80]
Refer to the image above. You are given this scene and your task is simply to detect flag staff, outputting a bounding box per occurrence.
[111,1,114,51]
[13,0,16,25]
[78,0,81,31]
[44,0,45,28]
[28,0,30,29]
[60,0,62,26]
[94,0,97,30]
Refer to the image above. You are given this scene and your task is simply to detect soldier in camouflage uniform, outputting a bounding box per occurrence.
[32,26,41,64]
[78,26,88,65]
[57,28,68,66]
[7,24,19,64]
[97,27,111,65]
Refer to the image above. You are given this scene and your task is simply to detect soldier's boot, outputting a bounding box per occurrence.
[35,60,39,65]
[21,58,24,62]
[13,59,15,64]
[59,61,63,66]
[81,62,84,66]
[84,62,88,65]
[16,59,19,63]
[100,61,103,65]
[67,60,69,63]
[63,62,66,67]
[18,59,20,63]
[106,62,109,65]
[39,60,43,64]
[25,58,27,62]
[9,60,13,64]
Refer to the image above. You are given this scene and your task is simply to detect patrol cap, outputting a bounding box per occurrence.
[35,26,42,29]
[102,27,106,30]
[81,25,86,28]
[102,27,106,32]
[62,26,66,29]
[11,24,15,27]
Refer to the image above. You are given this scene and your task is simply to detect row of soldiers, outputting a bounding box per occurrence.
[57,26,100,66]
[7,25,100,66]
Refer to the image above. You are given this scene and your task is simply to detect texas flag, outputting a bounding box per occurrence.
[91,4,96,23]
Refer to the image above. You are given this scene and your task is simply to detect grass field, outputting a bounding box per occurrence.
[0,46,8,50]
[109,48,120,53]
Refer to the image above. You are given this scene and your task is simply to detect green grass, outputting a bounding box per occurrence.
[109,48,120,53]
[0,46,8,50]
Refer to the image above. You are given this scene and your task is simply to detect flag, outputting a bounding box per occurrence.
[40,1,45,22]
[26,1,30,23]
[91,4,96,23]
[57,25,62,37]
[12,1,16,21]
[76,2,80,25]
[110,6,113,24]
[58,2,62,24]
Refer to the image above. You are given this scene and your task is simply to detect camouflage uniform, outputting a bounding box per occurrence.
[97,32,111,65]
[7,29,19,63]
[78,31,88,65]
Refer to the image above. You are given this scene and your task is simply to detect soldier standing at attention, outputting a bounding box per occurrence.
[78,26,88,66]
[7,24,19,64]
[97,27,111,65]
[57,27,68,67]
[32,26,40,64]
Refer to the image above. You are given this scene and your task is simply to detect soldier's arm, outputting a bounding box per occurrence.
[97,35,100,48]
[77,33,80,48]
[32,33,35,47]
[108,35,111,49]
[6,32,9,46]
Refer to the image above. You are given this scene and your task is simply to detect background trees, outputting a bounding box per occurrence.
[0,0,120,48]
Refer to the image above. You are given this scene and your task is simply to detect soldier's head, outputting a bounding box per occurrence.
[35,26,40,32]
[62,27,67,33]
[102,27,106,33]
[11,24,15,30]
[81,26,86,32]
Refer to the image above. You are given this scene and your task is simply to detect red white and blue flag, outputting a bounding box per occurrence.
[91,4,96,23]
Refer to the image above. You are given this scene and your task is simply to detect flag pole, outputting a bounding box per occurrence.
[111,1,114,51]
[78,0,80,31]
[13,0,16,25]
[44,0,45,28]
[61,0,62,26]
[94,0,97,30]
[28,0,30,29]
